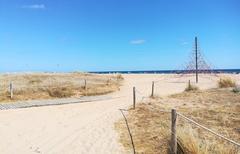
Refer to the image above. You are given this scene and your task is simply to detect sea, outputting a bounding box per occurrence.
[1,69,239,74]
[90,69,240,74]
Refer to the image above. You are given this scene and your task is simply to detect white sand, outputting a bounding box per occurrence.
[0,74,239,154]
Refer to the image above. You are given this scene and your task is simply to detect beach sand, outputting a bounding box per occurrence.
[0,74,239,154]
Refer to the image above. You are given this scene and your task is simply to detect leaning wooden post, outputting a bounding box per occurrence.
[151,81,155,97]
[171,109,177,154]
[9,82,13,99]
[133,87,136,109]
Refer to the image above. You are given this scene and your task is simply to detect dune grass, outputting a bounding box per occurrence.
[0,72,123,102]
[185,81,199,92]
[232,86,240,93]
[115,89,240,154]
[218,77,236,88]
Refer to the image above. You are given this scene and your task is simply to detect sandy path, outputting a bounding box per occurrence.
[0,74,238,154]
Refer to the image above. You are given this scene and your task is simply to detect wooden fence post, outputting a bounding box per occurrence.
[133,87,136,109]
[171,109,177,154]
[10,82,13,99]
[188,80,191,88]
[84,79,87,90]
[151,81,155,97]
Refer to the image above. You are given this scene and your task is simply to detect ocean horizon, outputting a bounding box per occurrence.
[0,69,240,74]
[90,69,240,74]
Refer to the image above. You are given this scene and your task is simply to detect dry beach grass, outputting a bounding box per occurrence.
[0,72,123,102]
[218,77,237,88]
[115,88,240,154]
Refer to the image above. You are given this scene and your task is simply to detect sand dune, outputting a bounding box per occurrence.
[0,73,122,102]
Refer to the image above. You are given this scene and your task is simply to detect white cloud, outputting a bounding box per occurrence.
[22,4,46,9]
[130,39,146,45]
[181,41,189,45]
[179,38,189,46]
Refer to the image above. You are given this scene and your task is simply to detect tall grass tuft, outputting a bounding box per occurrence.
[47,87,74,98]
[218,77,236,88]
[232,86,240,93]
[116,74,124,80]
[185,80,199,92]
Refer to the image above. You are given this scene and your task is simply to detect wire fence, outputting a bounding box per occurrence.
[0,77,121,100]
[122,82,240,154]
[177,112,240,147]
[135,89,149,102]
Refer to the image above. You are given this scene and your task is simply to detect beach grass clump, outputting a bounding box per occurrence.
[28,78,42,84]
[185,81,199,92]
[218,77,236,88]
[116,73,124,80]
[47,87,74,98]
[177,124,238,154]
[232,86,240,93]
[83,83,120,96]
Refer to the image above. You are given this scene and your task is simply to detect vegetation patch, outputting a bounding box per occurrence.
[184,81,199,92]
[47,87,74,98]
[218,77,236,88]
[0,73,122,102]
[115,89,240,154]
[232,86,240,93]
[116,74,124,80]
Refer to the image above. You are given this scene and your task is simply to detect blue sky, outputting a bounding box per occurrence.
[0,0,239,72]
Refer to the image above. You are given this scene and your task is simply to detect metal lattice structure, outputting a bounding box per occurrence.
[180,37,217,83]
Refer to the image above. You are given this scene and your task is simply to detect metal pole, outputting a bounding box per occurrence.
[195,37,198,83]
